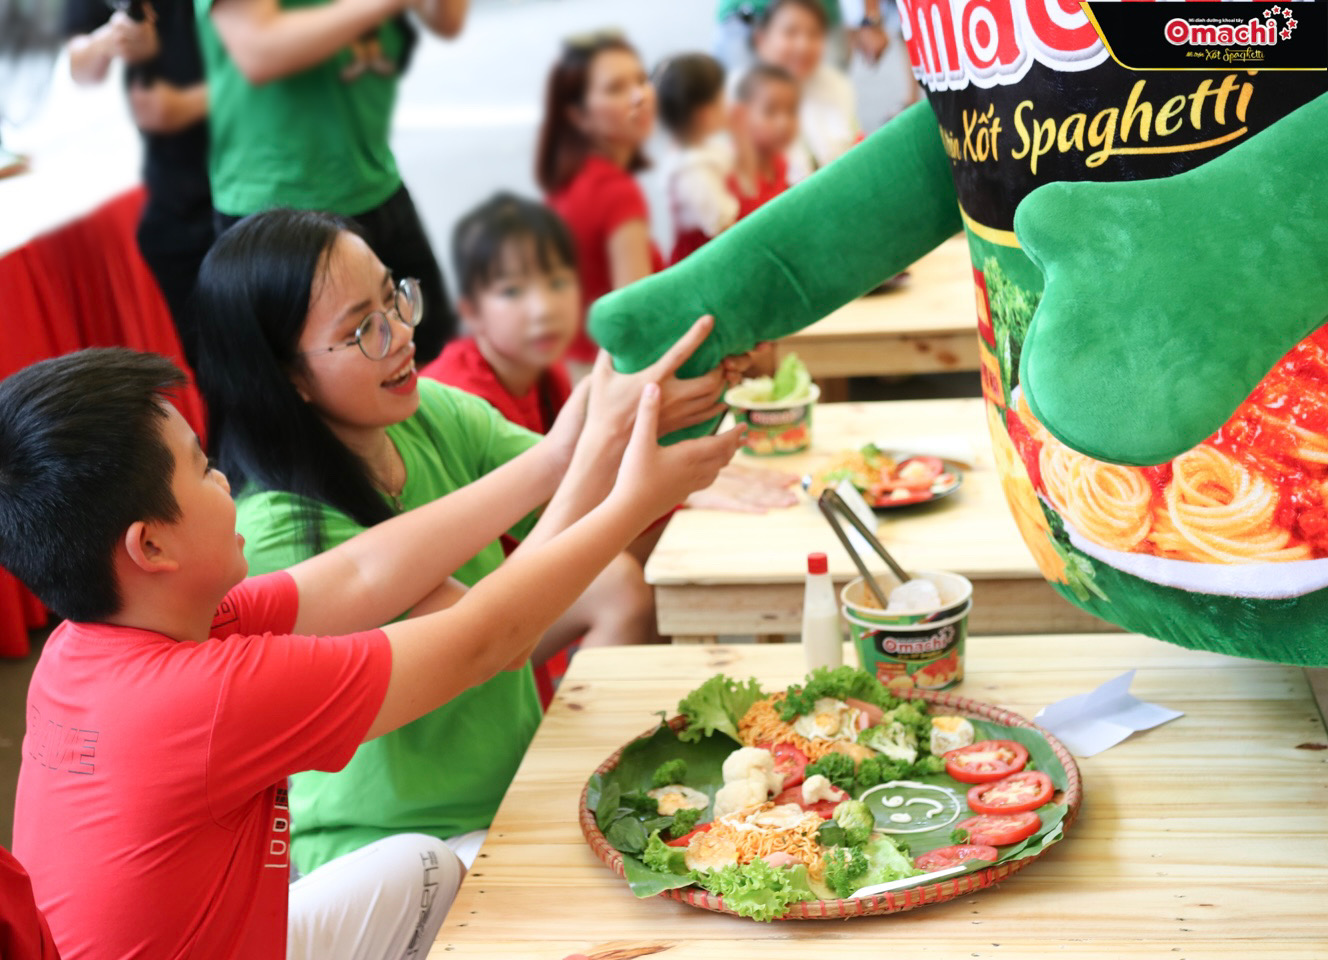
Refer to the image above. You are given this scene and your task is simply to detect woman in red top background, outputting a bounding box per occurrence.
[538,33,663,376]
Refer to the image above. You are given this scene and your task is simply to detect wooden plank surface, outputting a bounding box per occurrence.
[431,638,1328,959]
[777,235,979,378]
[645,397,1112,637]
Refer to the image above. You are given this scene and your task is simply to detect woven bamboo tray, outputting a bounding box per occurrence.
[579,687,1082,920]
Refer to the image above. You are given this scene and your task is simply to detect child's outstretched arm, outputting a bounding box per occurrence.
[364,385,744,739]
[284,429,573,637]
[589,99,960,439]
[284,315,729,636]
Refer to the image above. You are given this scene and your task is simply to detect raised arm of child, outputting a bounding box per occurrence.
[364,383,742,738]
[281,315,725,638]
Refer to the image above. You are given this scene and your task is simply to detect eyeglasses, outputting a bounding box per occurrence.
[304,277,424,361]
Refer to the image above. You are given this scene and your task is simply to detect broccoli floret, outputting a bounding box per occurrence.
[823,845,871,899]
[831,800,875,847]
[651,759,689,789]
[908,754,946,776]
[619,791,659,816]
[669,806,703,839]
[642,831,689,875]
[855,755,907,792]
[805,752,857,792]
[858,721,918,765]
[881,702,931,742]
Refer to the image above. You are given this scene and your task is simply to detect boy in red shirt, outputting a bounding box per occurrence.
[2,347,738,960]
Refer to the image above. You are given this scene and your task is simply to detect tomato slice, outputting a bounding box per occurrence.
[772,784,844,819]
[957,811,1040,846]
[944,740,1029,783]
[771,742,809,790]
[666,823,712,847]
[914,844,999,871]
[966,771,1054,814]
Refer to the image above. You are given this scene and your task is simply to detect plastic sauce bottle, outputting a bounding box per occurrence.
[802,552,843,671]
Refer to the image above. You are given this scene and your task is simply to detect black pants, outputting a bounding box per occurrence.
[213,184,455,364]
[138,200,215,373]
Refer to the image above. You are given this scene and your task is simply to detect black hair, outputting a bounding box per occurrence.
[193,209,396,555]
[452,192,578,301]
[735,62,799,102]
[0,348,186,622]
[653,53,726,140]
[756,0,829,32]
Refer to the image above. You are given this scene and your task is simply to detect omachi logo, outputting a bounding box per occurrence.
[1165,7,1298,46]
[899,0,1108,92]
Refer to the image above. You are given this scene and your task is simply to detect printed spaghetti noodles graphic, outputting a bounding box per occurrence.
[1012,326,1328,566]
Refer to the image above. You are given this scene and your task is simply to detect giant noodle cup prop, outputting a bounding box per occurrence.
[588,0,1328,666]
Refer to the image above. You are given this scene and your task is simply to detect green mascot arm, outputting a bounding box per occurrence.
[589,99,962,439]
[1014,91,1328,467]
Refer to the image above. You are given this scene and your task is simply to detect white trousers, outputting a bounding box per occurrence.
[287,832,463,960]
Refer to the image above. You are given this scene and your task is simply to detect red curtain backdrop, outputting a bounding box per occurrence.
[0,187,205,657]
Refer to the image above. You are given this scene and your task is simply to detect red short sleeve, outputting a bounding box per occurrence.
[204,629,391,820]
[209,572,298,639]
[597,173,651,237]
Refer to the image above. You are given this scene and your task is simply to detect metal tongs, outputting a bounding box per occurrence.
[816,488,911,608]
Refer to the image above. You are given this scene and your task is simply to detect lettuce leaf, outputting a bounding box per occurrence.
[692,860,816,922]
[780,666,903,721]
[677,674,766,743]
[855,836,920,891]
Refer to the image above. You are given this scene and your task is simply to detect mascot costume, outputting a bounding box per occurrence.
[590,0,1328,666]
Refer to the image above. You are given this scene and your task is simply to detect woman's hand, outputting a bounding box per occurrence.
[593,315,763,438]
[584,315,722,442]
[609,384,745,522]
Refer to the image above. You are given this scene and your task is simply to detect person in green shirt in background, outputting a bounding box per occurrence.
[192,208,748,872]
[196,0,465,363]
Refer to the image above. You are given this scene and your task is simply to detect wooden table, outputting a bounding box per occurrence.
[646,397,1113,642]
[776,235,979,381]
[431,639,1328,959]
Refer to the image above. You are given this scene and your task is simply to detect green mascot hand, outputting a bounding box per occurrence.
[588,100,962,440]
[1014,91,1328,467]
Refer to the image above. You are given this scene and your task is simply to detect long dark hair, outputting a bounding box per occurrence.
[535,33,649,194]
[194,209,396,554]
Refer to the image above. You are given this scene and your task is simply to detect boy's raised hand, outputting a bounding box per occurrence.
[610,382,744,522]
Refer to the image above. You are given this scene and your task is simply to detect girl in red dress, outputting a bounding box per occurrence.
[538,33,663,376]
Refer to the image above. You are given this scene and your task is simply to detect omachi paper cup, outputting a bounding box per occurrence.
[846,603,969,693]
[725,384,821,456]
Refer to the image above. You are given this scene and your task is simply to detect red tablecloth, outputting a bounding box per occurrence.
[0,186,204,657]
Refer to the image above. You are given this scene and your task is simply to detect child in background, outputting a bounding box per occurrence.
[654,54,739,265]
[422,194,578,435]
[729,63,800,219]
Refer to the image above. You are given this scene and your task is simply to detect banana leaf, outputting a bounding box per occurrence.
[588,715,1072,900]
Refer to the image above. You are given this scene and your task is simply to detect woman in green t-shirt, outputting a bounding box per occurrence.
[192,208,739,873]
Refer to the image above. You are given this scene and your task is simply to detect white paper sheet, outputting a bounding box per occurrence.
[1034,670,1184,757]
